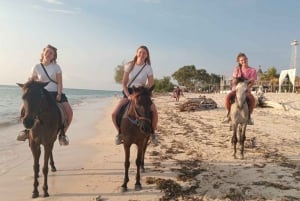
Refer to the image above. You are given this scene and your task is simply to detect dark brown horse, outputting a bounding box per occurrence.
[120,85,154,192]
[18,80,62,198]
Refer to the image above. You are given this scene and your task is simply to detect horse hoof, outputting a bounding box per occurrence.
[32,192,39,198]
[135,185,142,191]
[44,192,49,197]
[51,166,57,172]
[121,187,127,192]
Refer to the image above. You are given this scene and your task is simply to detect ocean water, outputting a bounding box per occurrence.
[0,84,121,176]
[0,85,120,129]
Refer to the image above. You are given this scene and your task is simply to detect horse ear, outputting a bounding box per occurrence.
[17,83,24,88]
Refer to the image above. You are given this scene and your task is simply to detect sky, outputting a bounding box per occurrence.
[0,0,299,90]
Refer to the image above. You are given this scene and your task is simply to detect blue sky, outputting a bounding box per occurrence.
[0,0,299,90]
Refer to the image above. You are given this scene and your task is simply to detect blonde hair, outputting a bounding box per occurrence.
[40,44,58,63]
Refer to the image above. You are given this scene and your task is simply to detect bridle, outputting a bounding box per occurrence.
[127,100,151,126]
[23,87,48,124]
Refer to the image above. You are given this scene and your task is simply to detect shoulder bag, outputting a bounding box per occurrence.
[40,63,58,84]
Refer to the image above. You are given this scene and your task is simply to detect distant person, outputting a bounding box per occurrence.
[17,44,73,146]
[173,86,183,101]
[111,45,158,145]
[222,52,257,125]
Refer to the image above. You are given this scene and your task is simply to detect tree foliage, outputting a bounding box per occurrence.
[114,63,125,84]
[154,77,175,92]
[172,65,221,91]
[260,66,279,81]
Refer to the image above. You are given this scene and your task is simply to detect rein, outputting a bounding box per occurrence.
[126,96,151,126]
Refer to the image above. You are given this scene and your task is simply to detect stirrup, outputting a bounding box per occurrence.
[59,132,69,146]
[248,117,254,125]
[151,133,158,145]
[221,116,230,124]
[17,130,29,141]
[115,133,122,145]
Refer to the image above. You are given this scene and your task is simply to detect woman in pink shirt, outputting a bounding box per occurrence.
[223,52,257,124]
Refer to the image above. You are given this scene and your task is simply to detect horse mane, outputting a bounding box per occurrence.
[133,86,153,107]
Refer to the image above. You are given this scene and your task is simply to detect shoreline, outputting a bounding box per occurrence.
[0,93,299,201]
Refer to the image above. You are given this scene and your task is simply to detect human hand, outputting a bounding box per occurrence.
[56,94,61,101]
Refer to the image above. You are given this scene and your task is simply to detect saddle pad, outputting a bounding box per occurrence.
[57,103,67,127]
[117,101,130,127]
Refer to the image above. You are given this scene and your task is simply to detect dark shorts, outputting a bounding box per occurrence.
[48,92,69,103]
[122,88,133,98]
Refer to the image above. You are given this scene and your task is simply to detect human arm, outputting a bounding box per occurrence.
[56,73,63,101]
[147,74,154,87]
[122,71,132,99]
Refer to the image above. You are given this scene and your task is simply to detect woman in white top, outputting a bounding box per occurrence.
[112,45,158,145]
[17,44,73,146]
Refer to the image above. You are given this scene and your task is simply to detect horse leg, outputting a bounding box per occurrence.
[42,145,52,197]
[135,145,143,191]
[121,145,130,192]
[140,141,148,173]
[49,151,56,172]
[240,124,247,159]
[30,143,41,198]
[231,125,238,159]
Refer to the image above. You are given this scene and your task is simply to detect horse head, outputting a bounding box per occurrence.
[235,80,250,109]
[17,80,50,129]
[131,85,154,134]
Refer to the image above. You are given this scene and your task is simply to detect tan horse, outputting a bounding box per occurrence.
[230,81,250,159]
[18,80,62,198]
[120,85,154,192]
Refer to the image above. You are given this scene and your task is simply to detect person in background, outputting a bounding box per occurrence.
[222,52,257,125]
[173,86,183,101]
[17,44,73,146]
[111,45,158,145]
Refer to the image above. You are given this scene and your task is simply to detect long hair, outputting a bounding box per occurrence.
[128,45,151,70]
[40,44,58,63]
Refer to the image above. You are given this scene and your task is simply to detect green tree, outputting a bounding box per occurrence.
[154,77,174,92]
[172,65,197,89]
[114,62,125,84]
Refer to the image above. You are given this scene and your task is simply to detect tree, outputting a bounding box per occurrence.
[114,62,125,84]
[172,65,197,89]
[154,77,174,92]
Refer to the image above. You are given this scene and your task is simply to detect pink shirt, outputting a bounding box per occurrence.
[232,66,257,90]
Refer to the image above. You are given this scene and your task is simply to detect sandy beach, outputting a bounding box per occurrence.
[1,92,299,201]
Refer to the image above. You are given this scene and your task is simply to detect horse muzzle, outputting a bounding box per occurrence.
[22,116,35,129]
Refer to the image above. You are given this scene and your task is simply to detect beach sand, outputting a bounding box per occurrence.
[1,93,299,201]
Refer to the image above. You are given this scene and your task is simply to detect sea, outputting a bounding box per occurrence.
[0,84,121,176]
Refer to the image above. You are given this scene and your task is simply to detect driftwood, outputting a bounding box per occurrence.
[255,87,287,111]
[177,95,217,112]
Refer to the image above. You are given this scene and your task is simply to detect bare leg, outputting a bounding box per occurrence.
[62,102,73,133]
[112,98,128,132]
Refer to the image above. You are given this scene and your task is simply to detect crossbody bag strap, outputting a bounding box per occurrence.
[127,63,147,87]
[40,63,58,84]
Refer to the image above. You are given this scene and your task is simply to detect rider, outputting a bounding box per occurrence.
[17,44,73,146]
[222,52,257,125]
[111,45,158,145]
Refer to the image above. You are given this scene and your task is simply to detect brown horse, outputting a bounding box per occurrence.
[120,85,154,192]
[18,80,62,198]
